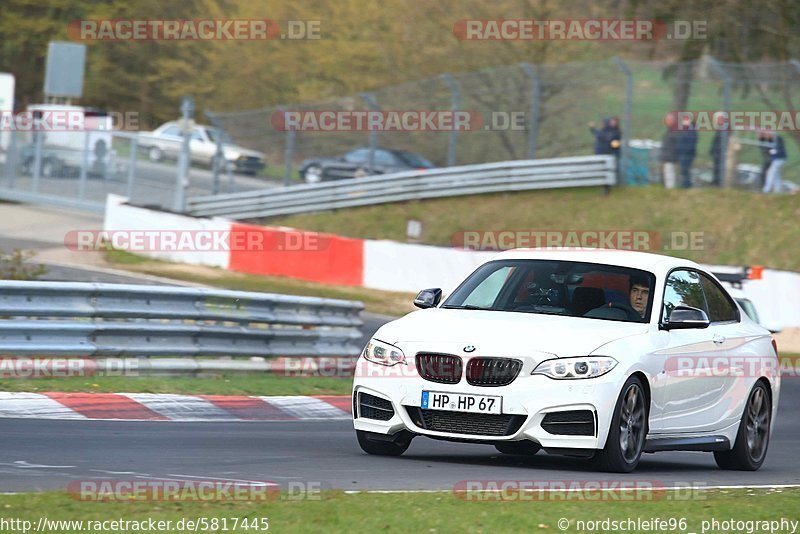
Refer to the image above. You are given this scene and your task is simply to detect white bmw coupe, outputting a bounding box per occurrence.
[352,249,780,472]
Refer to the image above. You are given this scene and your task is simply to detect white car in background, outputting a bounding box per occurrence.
[353,249,780,472]
[141,121,266,175]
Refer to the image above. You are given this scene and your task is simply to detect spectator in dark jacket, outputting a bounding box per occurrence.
[758,130,773,188]
[589,117,622,157]
[676,115,698,188]
[762,130,787,193]
[661,113,679,188]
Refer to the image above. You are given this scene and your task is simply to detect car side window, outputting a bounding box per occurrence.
[699,274,738,323]
[344,149,369,163]
[161,125,181,137]
[662,269,707,322]
[373,150,399,165]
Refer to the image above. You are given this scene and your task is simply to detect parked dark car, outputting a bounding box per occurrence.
[299,147,435,183]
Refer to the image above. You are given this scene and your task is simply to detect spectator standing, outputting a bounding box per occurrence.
[676,115,698,188]
[762,130,787,194]
[589,117,622,180]
[661,113,679,189]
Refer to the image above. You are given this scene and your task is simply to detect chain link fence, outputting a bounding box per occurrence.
[207,57,800,191]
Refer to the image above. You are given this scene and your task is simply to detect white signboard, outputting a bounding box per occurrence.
[0,72,14,151]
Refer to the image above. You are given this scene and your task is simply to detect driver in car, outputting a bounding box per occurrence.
[629,275,651,318]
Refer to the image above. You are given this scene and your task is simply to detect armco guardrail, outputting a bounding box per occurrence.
[0,281,364,360]
[187,155,616,219]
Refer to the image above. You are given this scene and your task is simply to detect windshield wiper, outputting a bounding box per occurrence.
[440,304,491,310]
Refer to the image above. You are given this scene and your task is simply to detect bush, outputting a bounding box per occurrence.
[0,249,47,280]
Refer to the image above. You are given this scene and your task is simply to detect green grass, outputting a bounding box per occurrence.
[0,488,797,533]
[104,249,416,317]
[0,374,352,396]
[265,186,800,271]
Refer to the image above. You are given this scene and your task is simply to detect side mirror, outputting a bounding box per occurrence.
[414,288,442,309]
[663,305,710,330]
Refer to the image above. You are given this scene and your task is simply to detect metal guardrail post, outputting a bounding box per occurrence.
[360,92,379,173]
[440,74,460,167]
[708,58,731,188]
[613,57,632,187]
[520,63,541,159]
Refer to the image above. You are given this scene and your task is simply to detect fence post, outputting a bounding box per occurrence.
[278,107,296,186]
[204,111,223,195]
[440,74,460,167]
[613,57,632,186]
[360,92,379,173]
[78,130,89,200]
[126,134,137,199]
[520,63,540,159]
[31,128,44,193]
[708,58,731,188]
[174,95,194,212]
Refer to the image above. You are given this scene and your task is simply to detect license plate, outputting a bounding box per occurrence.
[421,391,502,414]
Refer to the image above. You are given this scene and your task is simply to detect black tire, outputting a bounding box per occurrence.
[356,430,411,456]
[714,381,771,471]
[495,441,541,456]
[595,375,648,473]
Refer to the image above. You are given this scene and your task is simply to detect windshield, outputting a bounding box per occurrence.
[205,128,234,145]
[398,151,434,168]
[442,259,656,323]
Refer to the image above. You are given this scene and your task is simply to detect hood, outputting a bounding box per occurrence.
[223,144,265,159]
[373,308,648,359]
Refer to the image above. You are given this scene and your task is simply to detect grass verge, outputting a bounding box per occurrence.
[0,488,797,533]
[264,186,800,271]
[0,374,352,396]
[104,249,415,317]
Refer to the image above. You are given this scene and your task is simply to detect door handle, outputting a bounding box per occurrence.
[712,334,726,345]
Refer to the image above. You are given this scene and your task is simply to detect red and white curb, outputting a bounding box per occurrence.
[0,392,351,421]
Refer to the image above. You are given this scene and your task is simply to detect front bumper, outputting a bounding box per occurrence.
[352,359,623,450]
[231,156,265,173]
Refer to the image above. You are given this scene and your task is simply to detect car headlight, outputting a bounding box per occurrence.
[532,356,617,379]
[363,339,405,366]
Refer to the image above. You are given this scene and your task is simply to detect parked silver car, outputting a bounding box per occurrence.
[141,121,266,175]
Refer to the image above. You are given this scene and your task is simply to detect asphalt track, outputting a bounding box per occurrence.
[1,378,798,493]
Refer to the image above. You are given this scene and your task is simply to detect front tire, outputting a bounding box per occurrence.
[595,375,648,473]
[714,381,771,471]
[356,430,411,456]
